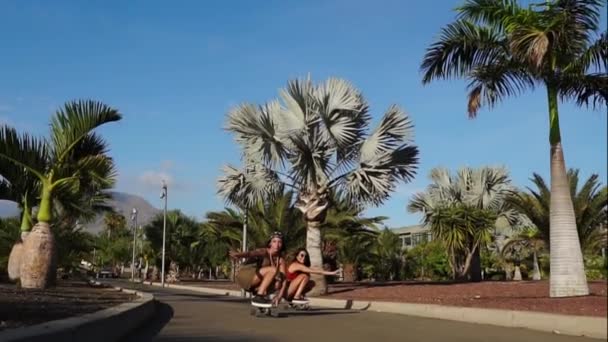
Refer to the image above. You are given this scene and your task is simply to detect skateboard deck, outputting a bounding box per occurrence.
[288,299,310,311]
[250,302,283,318]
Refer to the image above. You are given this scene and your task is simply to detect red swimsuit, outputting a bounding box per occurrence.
[286,269,300,281]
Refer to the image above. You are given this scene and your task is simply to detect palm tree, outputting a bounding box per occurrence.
[408,167,519,280]
[502,227,545,280]
[144,210,200,280]
[337,232,377,282]
[509,169,607,255]
[0,100,121,288]
[420,0,606,297]
[218,76,419,294]
[372,228,402,280]
[103,212,127,239]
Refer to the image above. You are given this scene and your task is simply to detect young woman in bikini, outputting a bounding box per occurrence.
[229,231,287,307]
[284,248,339,302]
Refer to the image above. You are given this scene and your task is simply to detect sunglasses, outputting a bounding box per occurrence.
[297,253,307,258]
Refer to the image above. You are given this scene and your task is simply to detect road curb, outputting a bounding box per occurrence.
[149,281,607,340]
[0,284,155,342]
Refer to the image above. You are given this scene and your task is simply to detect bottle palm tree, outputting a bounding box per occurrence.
[420,0,606,296]
[217,76,419,294]
[0,100,121,288]
[509,169,607,254]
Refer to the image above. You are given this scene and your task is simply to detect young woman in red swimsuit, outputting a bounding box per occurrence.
[285,248,339,302]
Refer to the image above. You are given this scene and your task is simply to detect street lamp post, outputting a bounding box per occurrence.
[240,163,252,298]
[160,180,168,287]
[130,208,138,281]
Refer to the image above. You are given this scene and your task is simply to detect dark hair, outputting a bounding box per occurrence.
[291,248,311,267]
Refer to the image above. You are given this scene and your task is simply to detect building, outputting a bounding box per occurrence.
[392,224,432,250]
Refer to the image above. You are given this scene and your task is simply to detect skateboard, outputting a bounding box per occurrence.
[287,299,310,311]
[250,302,283,318]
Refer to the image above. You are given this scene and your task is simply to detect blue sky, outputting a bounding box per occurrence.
[1,0,606,228]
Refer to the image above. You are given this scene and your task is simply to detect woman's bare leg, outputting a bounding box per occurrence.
[286,274,307,300]
[294,274,310,299]
[255,266,277,296]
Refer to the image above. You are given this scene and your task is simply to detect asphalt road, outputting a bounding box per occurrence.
[118,282,596,342]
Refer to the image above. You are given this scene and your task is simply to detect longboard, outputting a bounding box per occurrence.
[250,302,282,318]
[288,299,310,311]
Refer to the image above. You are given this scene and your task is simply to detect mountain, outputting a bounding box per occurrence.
[82,191,161,235]
[0,192,160,235]
[0,200,19,218]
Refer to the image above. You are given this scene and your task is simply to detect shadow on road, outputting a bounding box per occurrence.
[120,301,174,341]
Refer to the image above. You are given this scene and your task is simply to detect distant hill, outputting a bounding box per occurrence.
[0,192,160,235]
[82,191,161,235]
[0,200,19,218]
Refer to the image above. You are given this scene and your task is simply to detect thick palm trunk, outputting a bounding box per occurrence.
[549,142,589,296]
[469,246,482,282]
[513,265,522,281]
[343,263,357,282]
[547,86,588,297]
[8,240,24,282]
[307,221,326,295]
[532,251,541,281]
[20,222,56,289]
[8,210,33,282]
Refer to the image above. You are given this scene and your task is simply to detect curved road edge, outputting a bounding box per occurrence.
[0,284,155,342]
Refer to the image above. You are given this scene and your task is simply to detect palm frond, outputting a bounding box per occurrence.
[49,100,121,165]
[567,31,608,73]
[316,78,370,151]
[421,20,508,83]
[226,102,288,167]
[0,125,48,181]
[557,73,608,109]
[216,164,283,209]
[466,62,535,116]
[549,0,604,58]
[456,0,521,29]
[340,144,418,207]
[360,105,414,163]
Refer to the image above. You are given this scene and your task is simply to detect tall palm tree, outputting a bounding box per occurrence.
[408,167,519,280]
[0,100,121,288]
[420,0,606,296]
[509,169,607,254]
[218,76,419,294]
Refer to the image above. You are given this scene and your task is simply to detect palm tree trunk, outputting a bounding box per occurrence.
[306,220,327,295]
[469,245,482,282]
[20,222,56,289]
[532,251,541,281]
[547,85,589,297]
[8,211,32,282]
[343,263,357,282]
[8,240,24,282]
[513,265,522,281]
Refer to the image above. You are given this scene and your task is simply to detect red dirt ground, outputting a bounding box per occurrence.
[0,280,136,331]
[180,279,607,317]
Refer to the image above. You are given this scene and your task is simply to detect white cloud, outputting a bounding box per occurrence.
[160,160,175,170]
[138,170,176,190]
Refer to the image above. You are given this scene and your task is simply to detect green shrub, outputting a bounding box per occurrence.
[584,254,607,280]
[405,241,450,280]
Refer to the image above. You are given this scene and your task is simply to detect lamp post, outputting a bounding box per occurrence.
[240,163,253,297]
[160,180,168,287]
[130,208,138,281]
